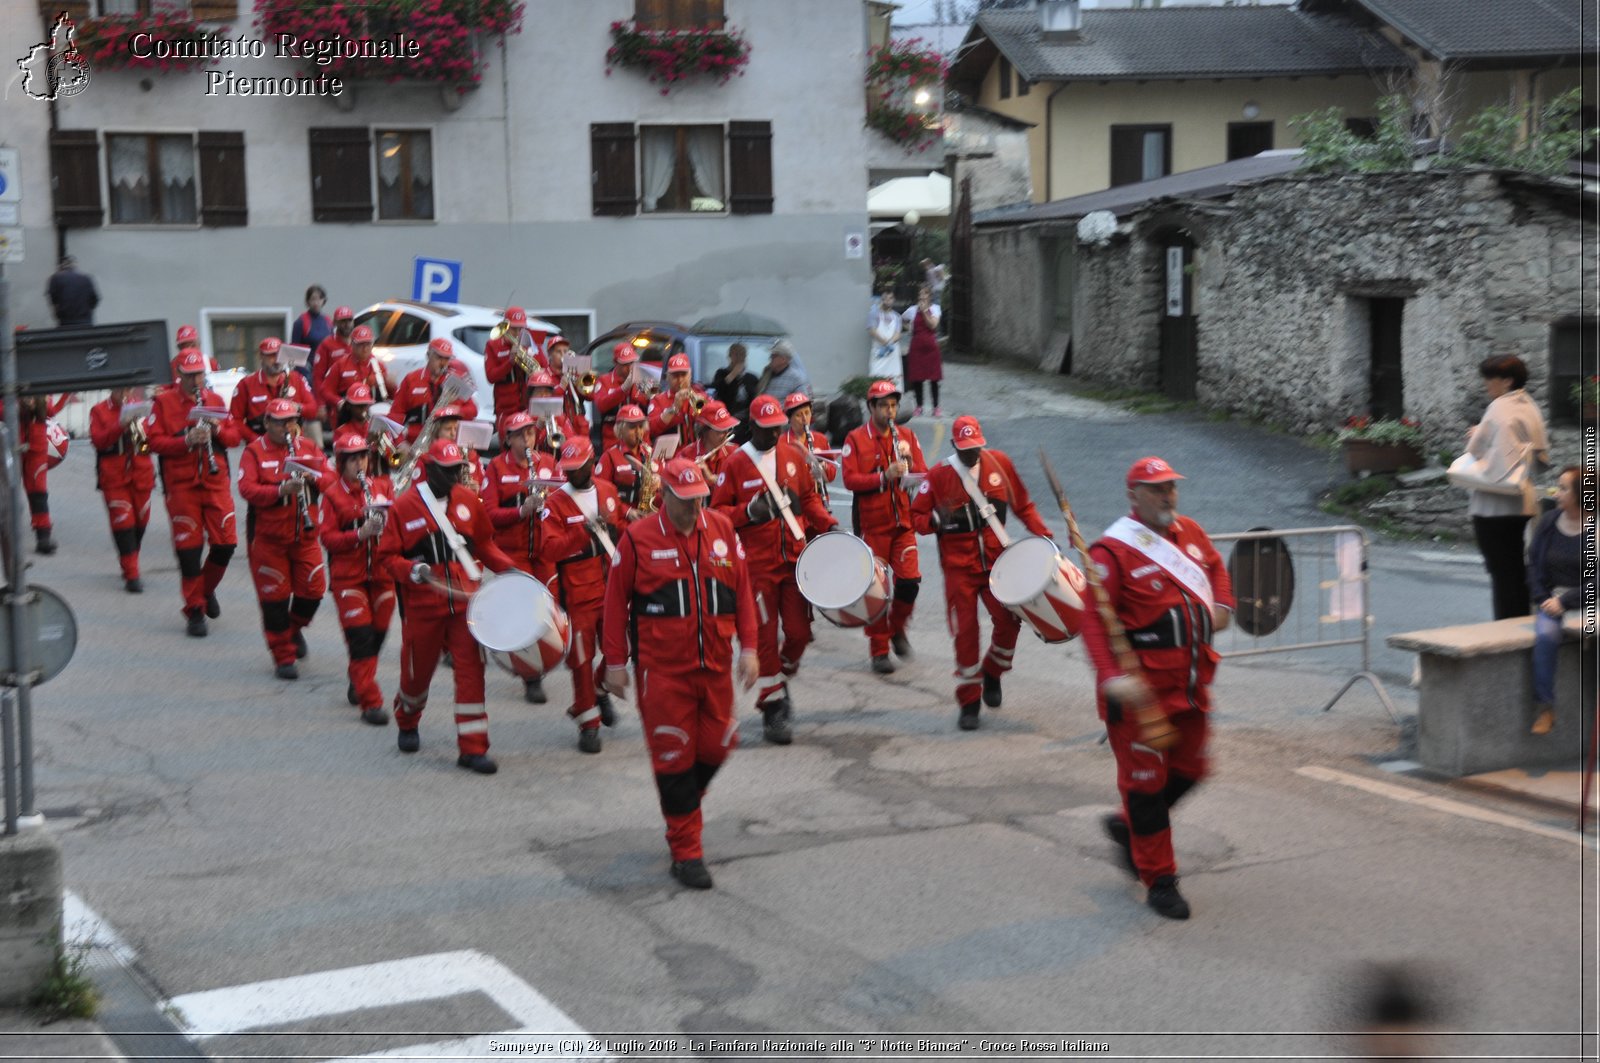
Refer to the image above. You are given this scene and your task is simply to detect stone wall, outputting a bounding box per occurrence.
[970,226,1051,364]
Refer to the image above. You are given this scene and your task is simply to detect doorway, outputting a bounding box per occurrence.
[1158,234,1197,400]
[1367,297,1404,419]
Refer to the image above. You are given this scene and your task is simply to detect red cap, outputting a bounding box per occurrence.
[951,415,986,450]
[527,370,557,389]
[333,429,370,455]
[176,324,199,344]
[174,349,208,375]
[333,305,354,321]
[504,307,527,328]
[258,337,282,358]
[612,342,638,366]
[557,436,595,470]
[345,383,374,406]
[1126,456,1184,487]
[666,353,691,374]
[662,458,711,499]
[351,325,374,344]
[615,404,646,423]
[699,401,739,432]
[782,391,812,413]
[265,398,300,421]
[547,335,571,350]
[748,394,786,428]
[434,403,466,421]
[427,439,466,467]
[427,337,454,359]
[867,379,901,403]
[500,411,535,435]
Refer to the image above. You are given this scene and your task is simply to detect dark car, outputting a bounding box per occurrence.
[583,321,788,385]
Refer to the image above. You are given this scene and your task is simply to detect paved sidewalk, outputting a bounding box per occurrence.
[0,1008,125,1061]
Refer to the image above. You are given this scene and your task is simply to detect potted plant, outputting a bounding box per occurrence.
[1571,376,1600,423]
[605,19,750,93]
[1338,415,1426,475]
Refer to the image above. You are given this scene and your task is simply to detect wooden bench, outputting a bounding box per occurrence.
[1387,616,1590,777]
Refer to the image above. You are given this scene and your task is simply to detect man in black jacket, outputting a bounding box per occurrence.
[710,342,759,443]
[47,256,99,327]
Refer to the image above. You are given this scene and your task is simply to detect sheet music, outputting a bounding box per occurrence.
[651,435,680,460]
[565,353,592,376]
[279,344,312,369]
[456,420,493,452]
[120,401,152,423]
[285,459,323,479]
[527,397,565,420]
[374,415,404,438]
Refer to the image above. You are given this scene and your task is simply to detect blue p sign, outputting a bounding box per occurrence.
[412,257,462,304]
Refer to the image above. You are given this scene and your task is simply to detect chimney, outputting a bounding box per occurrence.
[1039,0,1083,43]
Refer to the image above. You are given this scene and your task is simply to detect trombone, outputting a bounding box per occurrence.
[490,320,538,377]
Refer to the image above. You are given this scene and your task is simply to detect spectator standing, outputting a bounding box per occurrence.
[754,340,811,404]
[710,343,760,432]
[47,256,98,326]
[922,258,948,302]
[902,285,943,416]
[1465,354,1549,619]
[868,293,902,383]
[1525,465,1594,735]
[291,285,333,385]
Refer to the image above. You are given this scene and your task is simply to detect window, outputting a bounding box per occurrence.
[529,311,596,352]
[1550,321,1591,424]
[205,314,288,372]
[590,121,772,217]
[1110,125,1171,186]
[310,128,433,223]
[997,56,1011,100]
[90,0,237,16]
[376,130,433,221]
[107,132,242,226]
[1345,117,1377,140]
[640,125,724,213]
[383,313,431,347]
[1017,75,1029,97]
[1227,121,1273,160]
[633,0,724,30]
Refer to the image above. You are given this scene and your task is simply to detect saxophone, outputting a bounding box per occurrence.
[634,453,659,515]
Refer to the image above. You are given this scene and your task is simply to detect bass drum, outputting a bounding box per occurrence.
[989,536,1088,644]
[467,570,571,677]
[795,531,891,629]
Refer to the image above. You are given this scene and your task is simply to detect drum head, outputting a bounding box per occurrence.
[467,571,553,652]
[1227,528,1295,637]
[989,536,1060,606]
[796,532,876,611]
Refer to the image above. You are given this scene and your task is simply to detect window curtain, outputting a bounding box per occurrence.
[1141,131,1165,181]
[108,135,150,223]
[158,135,196,223]
[639,128,678,213]
[684,126,724,210]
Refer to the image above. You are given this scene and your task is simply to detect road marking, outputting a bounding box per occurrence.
[63,890,138,965]
[1296,765,1584,845]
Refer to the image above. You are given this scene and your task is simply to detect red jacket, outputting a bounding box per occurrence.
[679,438,731,482]
[390,363,479,443]
[317,351,391,414]
[237,433,336,543]
[646,388,708,450]
[538,481,626,613]
[910,450,1050,572]
[594,442,656,518]
[592,370,649,449]
[312,334,350,404]
[780,427,838,485]
[230,369,320,442]
[840,422,927,536]
[89,397,155,493]
[710,441,837,567]
[483,332,550,421]
[378,484,515,617]
[320,472,398,586]
[147,385,241,492]
[481,448,559,575]
[1079,514,1235,714]
[602,507,758,676]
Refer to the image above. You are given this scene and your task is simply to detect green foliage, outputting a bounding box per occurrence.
[1291,94,1415,173]
[1330,473,1396,508]
[838,376,877,399]
[1570,375,1600,406]
[1337,415,1425,446]
[31,942,98,1022]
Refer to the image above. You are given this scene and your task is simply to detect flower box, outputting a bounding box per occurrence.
[605,20,749,93]
[257,0,522,88]
[1342,439,1425,475]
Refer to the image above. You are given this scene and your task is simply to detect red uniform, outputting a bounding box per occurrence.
[840,422,928,657]
[780,427,838,488]
[710,441,837,708]
[539,482,627,732]
[601,508,758,861]
[1080,514,1234,887]
[592,370,649,450]
[230,370,321,443]
[531,413,590,456]
[318,353,392,425]
[911,451,1051,710]
[320,473,399,716]
[481,448,559,585]
[379,484,516,756]
[390,363,479,444]
[13,397,67,538]
[89,396,156,583]
[237,433,337,668]
[483,331,550,421]
[312,333,350,409]
[594,442,657,521]
[147,385,242,620]
[646,388,708,451]
[679,438,731,482]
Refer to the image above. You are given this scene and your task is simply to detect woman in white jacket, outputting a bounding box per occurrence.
[1466,355,1550,619]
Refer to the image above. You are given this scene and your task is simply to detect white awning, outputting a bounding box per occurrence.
[868,171,952,219]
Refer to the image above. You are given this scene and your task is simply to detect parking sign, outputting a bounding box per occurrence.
[412,257,461,303]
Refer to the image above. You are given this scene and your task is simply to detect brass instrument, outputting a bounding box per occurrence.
[629,453,660,515]
[521,446,550,512]
[391,373,475,494]
[545,415,564,453]
[188,381,220,476]
[563,369,600,407]
[287,425,317,534]
[492,321,538,377]
[124,402,150,455]
[356,471,386,563]
[693,438,732,479]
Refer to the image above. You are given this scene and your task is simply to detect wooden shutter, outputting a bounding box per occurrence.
[590,122,637,217]
[309,127,372,223]
[635,0,723,28]
[190,0,238,21]
[727,121,772,215]
[39,1,88,21]
[49,129,102,229]
[198,130,246,227]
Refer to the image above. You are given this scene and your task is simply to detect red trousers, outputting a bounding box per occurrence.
[332,578,396,713]
[1105,702,1209,886]
[863,526,919,657]
[166,486,237,613]
[248,534,327,666]
[564,605,604,728]
[942,560,1021,707]
[395,605,489,755]
[23,453,49,531]
[751,562,813,707]
[638,667,738,861]
[101,483,153,580]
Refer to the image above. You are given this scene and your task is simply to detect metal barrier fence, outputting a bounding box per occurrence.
[1210,525,1398,720]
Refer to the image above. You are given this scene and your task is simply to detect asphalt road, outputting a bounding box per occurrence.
[20,364,1593,1061]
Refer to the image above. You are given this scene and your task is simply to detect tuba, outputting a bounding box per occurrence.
[392,372,474,494]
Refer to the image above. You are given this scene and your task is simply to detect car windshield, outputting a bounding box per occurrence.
[591,337,674,375]
[453,325,492,356]
[698,337,778,380]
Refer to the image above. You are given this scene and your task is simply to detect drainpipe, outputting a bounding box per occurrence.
[1045,82,1070,202]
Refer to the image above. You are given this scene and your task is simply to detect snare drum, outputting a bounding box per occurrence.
[467,570,571,676]
[989,536,1088,644]
[795,531,892,628]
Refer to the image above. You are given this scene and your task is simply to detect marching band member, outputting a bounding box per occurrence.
[312,305,355,411]
[780,391,837,496]
[1081,457,1234,920]
[910,415,1051,731]
[317,325,392,426]
[89,387,155,591]
[646,353,707,452]
[148,349,242,637]
[709,394,837,744]
[379,439,518,774]
[680,401,738,482]
[602,458,759,890]
[339,382,377,445]
[593,343,649,451]
[319,429,398,725]
[168,324,218,382]
[390,338,479,447]
[527,371,589,454]
[594,404,656,521]
[230,337,320,444]
[484,307,548,423]
[481,412,560,704]
[841,380,927,674]
[12,395,68,555]
[539,438,626,753]
[543,336,586,424]
[428,404,487,490]
[237,399,335,680]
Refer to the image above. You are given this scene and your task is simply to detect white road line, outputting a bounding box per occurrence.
[63,890,138,965]
[1295,765,1585,845]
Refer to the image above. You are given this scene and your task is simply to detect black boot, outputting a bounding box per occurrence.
[124,577,144,593]
[292,630,309,660]
[982,673,1002,708]
[1102,813,1137,879]
[34,529,55,556]
[761,699,793,745]
[578,727,602,754]
[958,701,981,731]
[523,676,547,705]
[596,692,616,727]
[670,858,714,890]
[457,753,498,774]
[1147,875,1190,920]
[185,608,208,638]
[205,592,222,619]
[274,662,299,681]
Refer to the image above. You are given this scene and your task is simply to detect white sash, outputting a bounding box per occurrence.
[417,484,482,581]
[741,442,806,541]
[946,454,1011,547]
[562,483,616,559]
[1103,516,1213,613]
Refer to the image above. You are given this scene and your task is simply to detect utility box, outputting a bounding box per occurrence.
[12,321,171,397]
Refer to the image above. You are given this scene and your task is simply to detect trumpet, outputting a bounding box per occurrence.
[187,381,220,476]
[125,413,150,455]
[522,446,550,510]
[492,321,538,377]
[544,415,564,452]
[287,425,317,534]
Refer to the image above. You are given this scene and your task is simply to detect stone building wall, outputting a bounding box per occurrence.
[970,226,1051,364]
